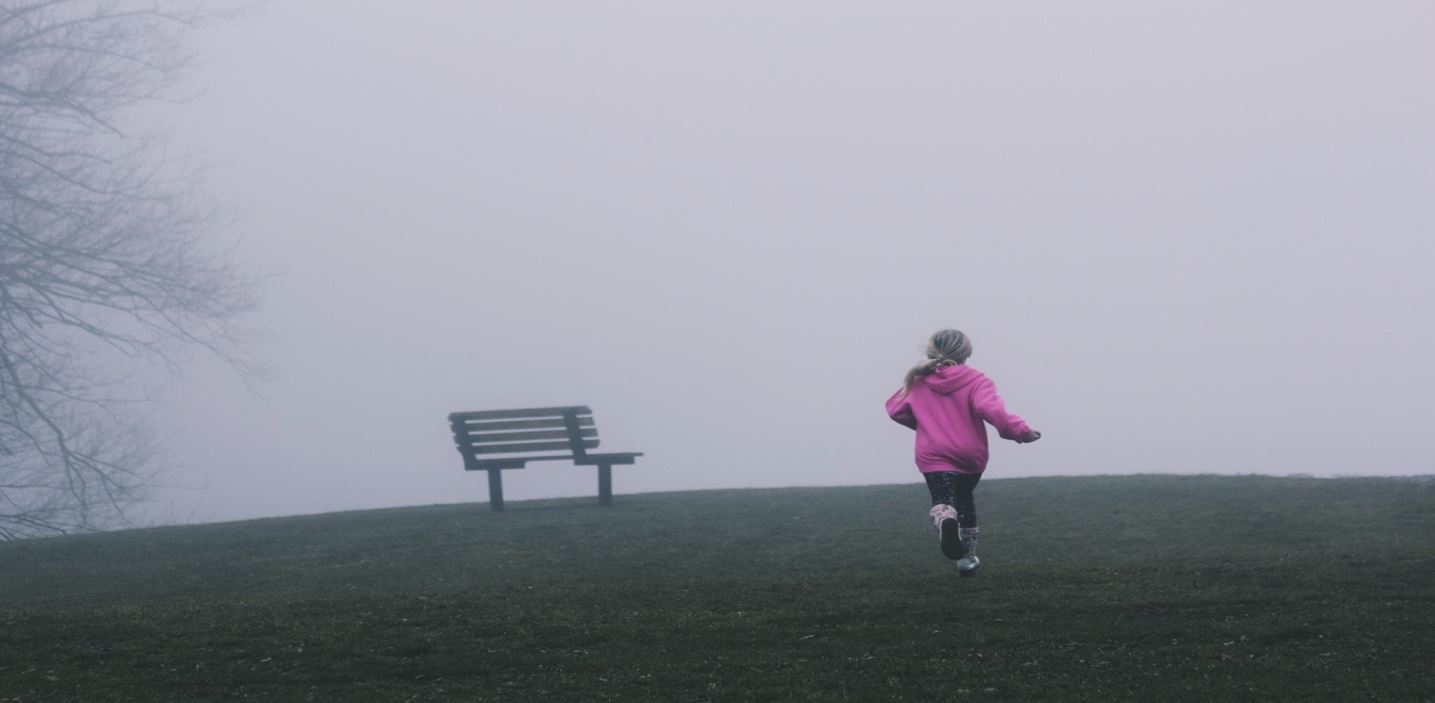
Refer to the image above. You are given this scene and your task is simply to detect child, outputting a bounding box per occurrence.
[885,329,1040,577]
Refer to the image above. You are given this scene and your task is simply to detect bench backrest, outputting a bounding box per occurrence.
[448,405,599,468]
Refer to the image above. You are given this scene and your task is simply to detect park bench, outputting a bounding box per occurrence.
[447,405,643,511]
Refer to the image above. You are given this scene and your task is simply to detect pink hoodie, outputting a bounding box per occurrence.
[885,364,1033,475]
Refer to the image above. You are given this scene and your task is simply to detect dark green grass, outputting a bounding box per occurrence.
[2,475,1432,701]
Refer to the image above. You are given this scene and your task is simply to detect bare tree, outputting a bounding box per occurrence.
[0,1,254,539]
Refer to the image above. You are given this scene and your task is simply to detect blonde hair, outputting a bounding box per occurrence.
[901,329,973,393]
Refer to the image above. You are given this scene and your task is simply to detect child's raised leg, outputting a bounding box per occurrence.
[928,503,963,559]
[924,472,971,560]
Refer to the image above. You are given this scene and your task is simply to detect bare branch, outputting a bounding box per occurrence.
[0,0,257,538]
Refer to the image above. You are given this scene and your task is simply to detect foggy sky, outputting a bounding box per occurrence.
[151,1,1434,524]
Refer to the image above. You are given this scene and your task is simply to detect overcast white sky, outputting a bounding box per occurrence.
[148,1,1434,524]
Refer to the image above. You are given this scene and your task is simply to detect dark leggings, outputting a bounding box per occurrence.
[925,471,981,528]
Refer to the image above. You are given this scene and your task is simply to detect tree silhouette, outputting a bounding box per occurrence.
[0,0,255,539]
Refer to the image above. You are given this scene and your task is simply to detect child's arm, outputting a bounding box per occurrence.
[885,389,918,430]
[972,378,1036,441]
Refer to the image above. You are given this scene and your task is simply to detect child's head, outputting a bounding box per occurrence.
[925,329,972,365]
[903,329,973,392]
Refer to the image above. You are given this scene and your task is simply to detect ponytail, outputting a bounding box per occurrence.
[899,329,973,394]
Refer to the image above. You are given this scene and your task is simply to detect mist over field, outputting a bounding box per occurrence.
[148,2,1434,524]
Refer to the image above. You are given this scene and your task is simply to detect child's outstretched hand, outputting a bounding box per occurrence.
[1017,430,1042,444]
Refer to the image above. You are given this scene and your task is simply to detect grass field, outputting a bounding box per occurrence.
[1,475,1432,701]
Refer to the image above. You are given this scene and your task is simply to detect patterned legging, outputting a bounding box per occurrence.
[925,471,981,528]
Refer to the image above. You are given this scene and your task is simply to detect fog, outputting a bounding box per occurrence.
[150,2,1434,524]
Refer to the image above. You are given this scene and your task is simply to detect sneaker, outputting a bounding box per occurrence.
[956,555,980,577]
[939,518,964,560]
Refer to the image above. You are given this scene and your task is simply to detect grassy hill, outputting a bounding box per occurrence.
[1,475,1432,701]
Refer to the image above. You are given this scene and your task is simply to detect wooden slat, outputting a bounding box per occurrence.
[469,428,598,443]
[455,417,595,432]
[470,440,598,455]
[574,453,642,465]
[448,406,591,421]
[491,454,583,463]
[470,454,576,468]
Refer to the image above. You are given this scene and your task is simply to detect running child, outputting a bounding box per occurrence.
[885,329,1040,576]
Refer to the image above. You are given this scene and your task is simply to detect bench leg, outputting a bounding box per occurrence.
[487,469,505,511]
[597,463,612,507]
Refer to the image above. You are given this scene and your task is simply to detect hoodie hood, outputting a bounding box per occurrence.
[924,364,985,395]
